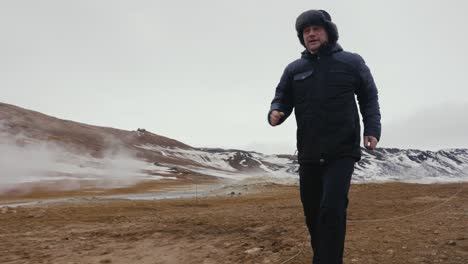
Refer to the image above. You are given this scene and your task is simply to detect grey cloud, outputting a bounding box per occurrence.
[380,102,468,150]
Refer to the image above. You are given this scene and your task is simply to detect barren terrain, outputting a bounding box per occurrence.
[0,182,467,264]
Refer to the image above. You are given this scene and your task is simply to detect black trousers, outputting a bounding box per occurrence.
[299,158,355,264]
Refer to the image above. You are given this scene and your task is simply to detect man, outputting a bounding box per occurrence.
[268,10,381,264]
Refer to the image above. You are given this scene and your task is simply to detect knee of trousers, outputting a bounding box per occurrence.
[320,195,350,211]
[318,206,347,228]
[303,206,320,224]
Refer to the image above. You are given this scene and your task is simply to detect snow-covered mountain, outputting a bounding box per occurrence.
[354,148,468,183]
[1,102,467,188]
[134,144,468,184]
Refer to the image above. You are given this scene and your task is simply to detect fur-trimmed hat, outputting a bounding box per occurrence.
[295,10,339,46]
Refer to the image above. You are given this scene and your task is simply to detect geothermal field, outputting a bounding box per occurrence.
[1,103,467,263]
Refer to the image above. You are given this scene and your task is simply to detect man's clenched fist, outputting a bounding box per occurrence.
[363,136,378,150]
[270,110,285,126]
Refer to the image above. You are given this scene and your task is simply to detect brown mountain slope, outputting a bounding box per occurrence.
[0,102,191,161]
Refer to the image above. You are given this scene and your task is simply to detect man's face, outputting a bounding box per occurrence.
[302,25,329,52]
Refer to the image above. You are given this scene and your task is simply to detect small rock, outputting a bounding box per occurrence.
[433,230,440,234]
[386,249,394,255]
[29,209,47,218]
[1,207,8,214]
[100,249,113,255]
[245,247,262,254]
[230,192,235,196]
[351,258,359,262]
[447,240,457,246]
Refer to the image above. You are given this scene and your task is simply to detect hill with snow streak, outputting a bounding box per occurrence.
[135,144,468,184]
[1,102,467,188]
[354,148,468,183]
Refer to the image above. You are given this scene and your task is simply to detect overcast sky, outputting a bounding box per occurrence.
[1,0,467,154]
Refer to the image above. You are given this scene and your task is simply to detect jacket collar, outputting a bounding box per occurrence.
[301,43,343,59]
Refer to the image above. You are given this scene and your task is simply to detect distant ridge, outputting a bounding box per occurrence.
[1,102,467,184]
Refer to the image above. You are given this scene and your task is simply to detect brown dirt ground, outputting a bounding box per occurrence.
[0,177,220,202]
[0,182,467,264]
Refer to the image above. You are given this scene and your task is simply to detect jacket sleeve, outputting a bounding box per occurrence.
[268,67,294,126]
[354,55,382,141]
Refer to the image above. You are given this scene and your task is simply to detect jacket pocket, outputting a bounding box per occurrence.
[293,70,314,81]
[292,70,315,105]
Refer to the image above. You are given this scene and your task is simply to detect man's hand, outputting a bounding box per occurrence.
[270,110,285,126]
[363,136,378,150]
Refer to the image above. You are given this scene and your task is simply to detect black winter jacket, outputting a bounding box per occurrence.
[268,43,381,163]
